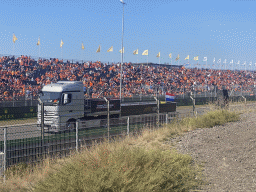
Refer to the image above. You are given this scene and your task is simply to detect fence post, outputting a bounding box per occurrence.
[76,120,79,152]
[12,95,15,107]
[127,117,129,137]
[41,102,44,144]
[190,96,196,117]
[242,96,246,104]
[25,85,27,107]
[166,113,168,125]
[154,97,159,128]
[103,97,110,142]
[40,102,45,157]
[158,100,159,128]
[140,87,142,101]
[3,127,6,183]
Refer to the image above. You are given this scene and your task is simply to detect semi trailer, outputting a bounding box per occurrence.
[37,81,176,132]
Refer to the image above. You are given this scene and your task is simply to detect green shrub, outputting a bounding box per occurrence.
[180,110,239,129]
[34,145,204,192]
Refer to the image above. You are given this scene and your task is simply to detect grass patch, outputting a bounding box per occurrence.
[33,140,204,192]
[0,109,242,191]
[178,110,240,131]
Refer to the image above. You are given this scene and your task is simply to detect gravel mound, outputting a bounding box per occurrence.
[170,111,256,192]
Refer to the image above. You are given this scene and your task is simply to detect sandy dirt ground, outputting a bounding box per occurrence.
[170,105,256,192]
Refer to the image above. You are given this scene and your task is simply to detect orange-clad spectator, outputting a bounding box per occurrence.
[0,55,256,102]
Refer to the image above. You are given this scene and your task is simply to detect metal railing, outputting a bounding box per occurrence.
[0,111,177,180]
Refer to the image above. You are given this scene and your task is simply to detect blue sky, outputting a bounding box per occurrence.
[1,0,256,69]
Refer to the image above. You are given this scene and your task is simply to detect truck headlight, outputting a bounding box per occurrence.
[52,117,59,124]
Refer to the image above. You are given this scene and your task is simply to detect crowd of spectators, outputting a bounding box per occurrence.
[0,55,255,101]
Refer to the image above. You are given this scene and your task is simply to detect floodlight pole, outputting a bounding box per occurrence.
[120,0,125,104]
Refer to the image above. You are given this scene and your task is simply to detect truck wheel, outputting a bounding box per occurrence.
[66,120,76,130]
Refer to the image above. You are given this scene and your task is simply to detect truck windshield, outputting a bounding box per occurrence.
[39,92,61,105]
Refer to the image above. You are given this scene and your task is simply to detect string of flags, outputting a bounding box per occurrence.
[10,35,256,67]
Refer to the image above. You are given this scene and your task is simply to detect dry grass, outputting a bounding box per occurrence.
[0,117,37,127]
[0,109,242,192]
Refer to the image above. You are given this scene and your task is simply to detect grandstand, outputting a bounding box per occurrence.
[0,54,255,103]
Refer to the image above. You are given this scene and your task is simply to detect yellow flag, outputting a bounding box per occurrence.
[169,53,172,58]
[96,45,101,52]
[82,43,84,50]
[142,50,148,55]
[156,52,160,57]
[175,54,180,61]
[60,39,64,47]
[185,55,189,60]
[119,47,124,53]
[194,56,198,61]
[107,46,113,52]
[13,34,18,43]
[37,36,40,46]
[133,49,138,55]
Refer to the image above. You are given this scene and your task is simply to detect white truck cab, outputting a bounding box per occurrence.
[37,81,84,131]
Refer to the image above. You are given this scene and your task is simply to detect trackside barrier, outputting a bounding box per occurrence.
[0,111,178,182]
[4,103,255,181]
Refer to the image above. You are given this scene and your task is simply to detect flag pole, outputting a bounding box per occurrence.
[39,42,40,59]
[60,39,63,61]
[120,0,125,103]
[12,33,15,56]
[210,60,212,73]
[81,42,83,62]
[39,36,41,59]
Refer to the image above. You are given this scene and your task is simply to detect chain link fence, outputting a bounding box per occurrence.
[0,111,177,179]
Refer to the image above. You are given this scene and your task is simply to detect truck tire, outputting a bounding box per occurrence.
[66,119,76,130]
